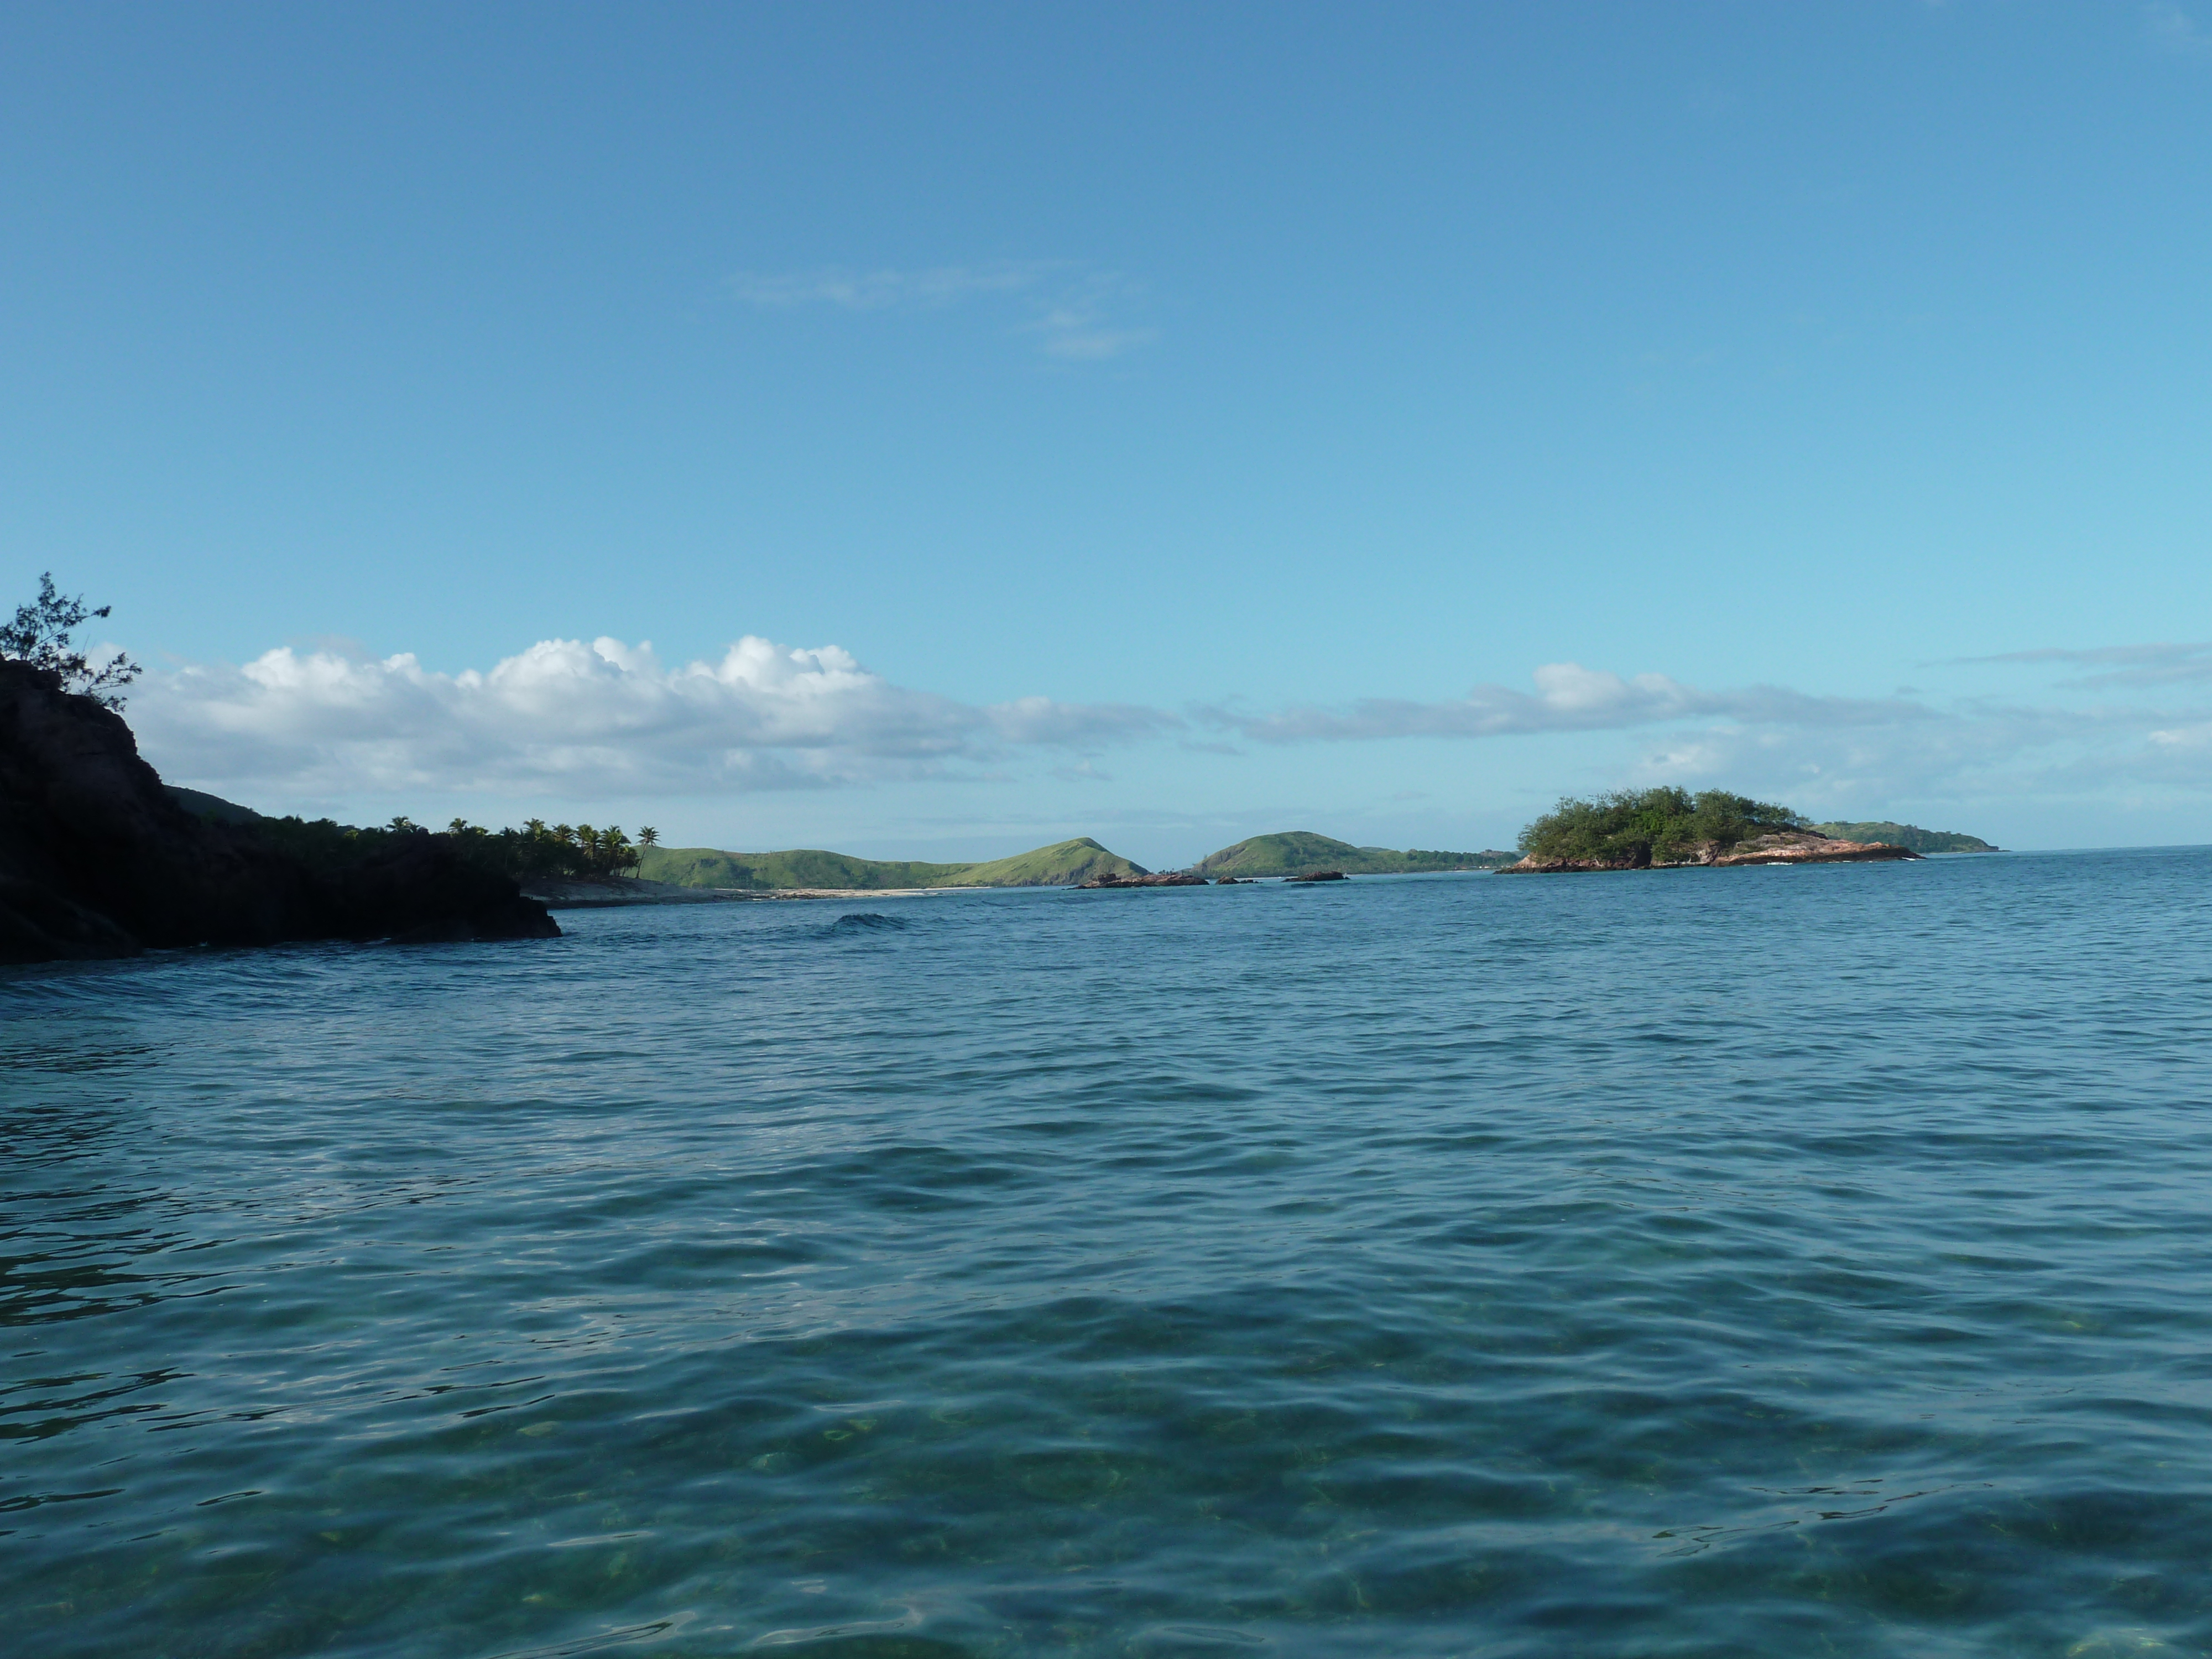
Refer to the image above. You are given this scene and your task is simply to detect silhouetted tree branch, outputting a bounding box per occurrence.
[1,573,142,709]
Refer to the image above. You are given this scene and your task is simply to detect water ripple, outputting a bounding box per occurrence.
[3,853,2211,1655]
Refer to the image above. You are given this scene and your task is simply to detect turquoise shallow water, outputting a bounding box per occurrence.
[5,849,2212,1658]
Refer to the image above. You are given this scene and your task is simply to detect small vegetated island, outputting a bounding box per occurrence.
[1502,789,1926,873]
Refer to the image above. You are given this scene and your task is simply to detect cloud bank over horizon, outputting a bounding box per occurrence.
[1198,661,2212,814]
[132,634,1176,801]
[1199,662,1931,744]
[126,630,2212,827]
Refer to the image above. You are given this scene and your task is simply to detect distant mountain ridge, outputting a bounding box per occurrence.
[635,837,1144,890]
[1812,821,1997,854]
[1194,831,1516,879]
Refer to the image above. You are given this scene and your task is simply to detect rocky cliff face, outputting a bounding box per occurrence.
[0,661,557,963]
[1501,828,1922,874]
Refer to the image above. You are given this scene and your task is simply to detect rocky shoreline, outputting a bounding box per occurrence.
[1501,828,1921,873]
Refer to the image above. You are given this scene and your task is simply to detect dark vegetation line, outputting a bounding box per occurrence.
[252,815,662,883]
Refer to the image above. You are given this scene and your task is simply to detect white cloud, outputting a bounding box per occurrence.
[2146,2,2212,57]
[126,634,2212,818]
[132,635,1178,801]
[728,262,1155,360]
[1949,640,2212,688]
[727,262,1053,311]
[1200,662,1930,743]
[1198,659,2212,813]
[985,693,1166,746]
[1016,272,1158,361]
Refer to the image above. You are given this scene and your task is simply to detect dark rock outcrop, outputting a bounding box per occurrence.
[1074,871,1211,889]
[1285,869,1347,882]
[0,661,558,963]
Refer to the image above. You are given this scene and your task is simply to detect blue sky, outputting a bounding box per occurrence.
[7,2,2211,862]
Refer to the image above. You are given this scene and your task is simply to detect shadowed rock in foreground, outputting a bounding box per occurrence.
[1502,828,1921,873]
[0,661,558,963]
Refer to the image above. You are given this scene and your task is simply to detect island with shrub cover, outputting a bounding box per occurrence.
[1502,789,1923,872]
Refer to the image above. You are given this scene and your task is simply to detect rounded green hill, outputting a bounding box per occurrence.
[1195,832,1515,879]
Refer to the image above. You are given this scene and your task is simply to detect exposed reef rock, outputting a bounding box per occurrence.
[1284,869,1348,883]
[1074,871,1211,889]
[1500,828,1922,874]
[0,661,558,963]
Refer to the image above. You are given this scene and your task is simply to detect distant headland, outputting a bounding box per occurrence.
[1193,832,1515,879]
[628,830,1517,895]
[635,837,1141,892]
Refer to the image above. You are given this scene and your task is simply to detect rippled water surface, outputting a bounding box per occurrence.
[7,851,2212,1658]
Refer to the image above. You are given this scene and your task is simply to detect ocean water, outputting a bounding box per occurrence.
[5,849,2212,1659]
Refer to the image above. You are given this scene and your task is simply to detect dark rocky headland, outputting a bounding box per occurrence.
[0,661,557,963]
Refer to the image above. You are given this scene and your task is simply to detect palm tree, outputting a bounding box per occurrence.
[601,827,635,879]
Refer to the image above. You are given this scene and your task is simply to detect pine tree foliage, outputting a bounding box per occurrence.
[1,573,142,709]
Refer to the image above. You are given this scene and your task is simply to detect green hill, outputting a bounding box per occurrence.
[634,836,1145,890]
[635,847,970,890]
[945,838,1145,886]
[1813,821,1997,854]
[1195,831,1516,879]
